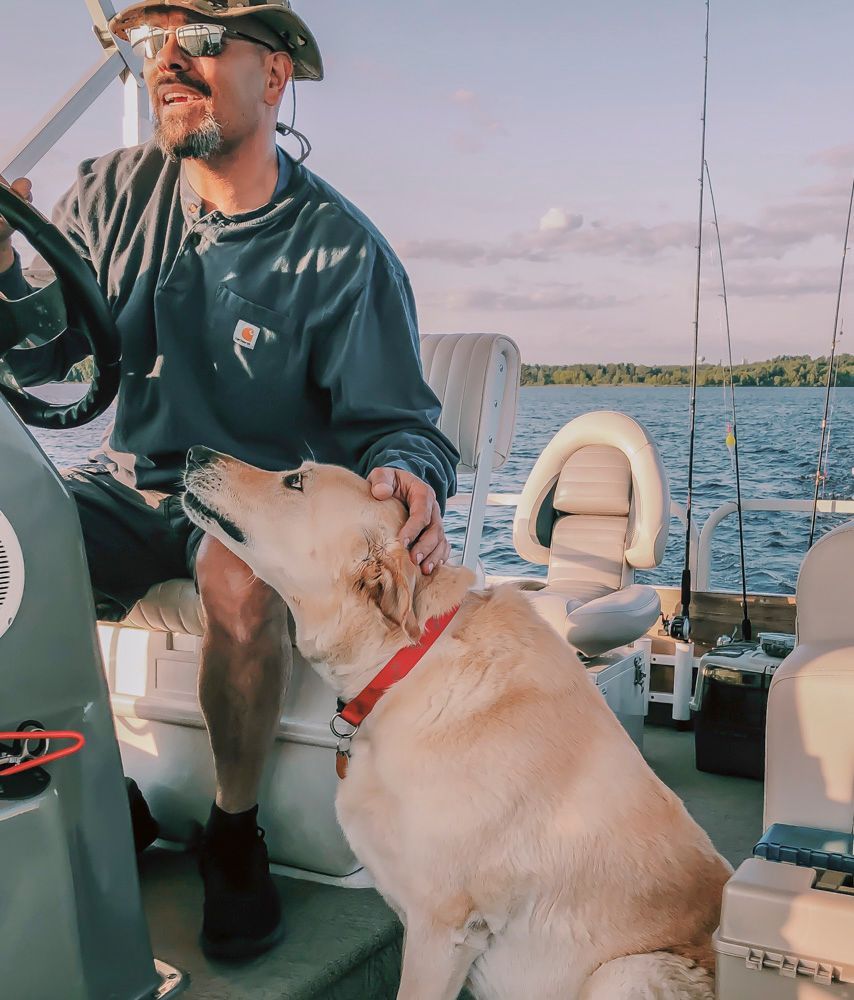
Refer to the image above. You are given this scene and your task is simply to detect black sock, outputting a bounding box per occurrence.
[205,802,258,842]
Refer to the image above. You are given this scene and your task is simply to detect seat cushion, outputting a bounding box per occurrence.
[549,514,630,593]
[529,583,660,657]
[123,578,205,635]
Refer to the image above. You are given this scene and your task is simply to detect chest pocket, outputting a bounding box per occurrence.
[215,283,288,355]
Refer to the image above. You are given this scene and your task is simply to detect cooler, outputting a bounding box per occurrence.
[691,638,788,779]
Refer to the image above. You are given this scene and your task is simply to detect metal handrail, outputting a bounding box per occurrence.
[1,1,147,179]
[695,497,854,590]
[447,492,854,591]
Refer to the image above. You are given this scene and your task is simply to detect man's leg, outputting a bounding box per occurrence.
[62,468,201,850]
[193,533,293,960]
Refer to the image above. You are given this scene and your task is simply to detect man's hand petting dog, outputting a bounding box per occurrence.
[367,467,450,575]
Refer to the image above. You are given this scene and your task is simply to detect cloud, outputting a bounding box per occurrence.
[447,87,506,154]
[808,143,854,171]
[398,234,557,266]
[723,266,839,299]
[539,207,583,232]
[398,215,689,265]
[404,141,854,268]
[436,283,621,312]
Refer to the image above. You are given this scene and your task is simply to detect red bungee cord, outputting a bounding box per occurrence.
[0,731,86,778]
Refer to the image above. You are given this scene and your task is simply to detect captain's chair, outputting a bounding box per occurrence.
[764,519,854,834]
[513,411,670,657]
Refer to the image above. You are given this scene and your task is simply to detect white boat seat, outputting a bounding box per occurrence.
[123,579,204,636]
[764,519,854,833]
[118,332,519,637]
[513,411,670,657]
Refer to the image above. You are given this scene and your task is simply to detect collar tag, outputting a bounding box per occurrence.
[233,319,260,350]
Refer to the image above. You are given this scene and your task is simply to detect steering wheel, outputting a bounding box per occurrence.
[0,184,120,428]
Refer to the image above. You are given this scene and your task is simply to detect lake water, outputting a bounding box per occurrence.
[26,383,854,596]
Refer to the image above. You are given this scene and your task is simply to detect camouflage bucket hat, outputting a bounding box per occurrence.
[109,0,323,81]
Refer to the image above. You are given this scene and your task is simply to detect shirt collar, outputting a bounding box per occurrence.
[180,145,292,225]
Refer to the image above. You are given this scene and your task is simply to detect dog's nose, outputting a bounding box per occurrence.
[186,446,216,471]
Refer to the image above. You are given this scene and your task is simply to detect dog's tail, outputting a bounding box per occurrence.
[579,951,714,1000]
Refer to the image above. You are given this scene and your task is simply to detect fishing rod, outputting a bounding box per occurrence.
[807,175,854,550]
[666,0,710,643]
[820,325,842,500]
[705,160,751,641]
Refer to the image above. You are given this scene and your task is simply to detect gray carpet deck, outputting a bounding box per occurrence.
[141,726,763,998]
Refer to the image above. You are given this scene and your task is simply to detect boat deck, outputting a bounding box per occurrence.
[140,726,763,999]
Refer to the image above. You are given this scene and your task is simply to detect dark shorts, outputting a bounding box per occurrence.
[62,465,204,622]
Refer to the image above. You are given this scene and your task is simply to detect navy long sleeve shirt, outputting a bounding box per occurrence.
[0,143,458,505]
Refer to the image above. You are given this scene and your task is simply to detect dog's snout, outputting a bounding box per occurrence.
[186,446,216,472]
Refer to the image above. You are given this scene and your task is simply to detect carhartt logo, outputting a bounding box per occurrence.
[233,319,260,350]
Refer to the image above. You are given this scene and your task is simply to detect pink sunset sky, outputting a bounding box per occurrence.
[2,0,853,365]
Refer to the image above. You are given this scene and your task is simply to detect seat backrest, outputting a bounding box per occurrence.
[797,519,854,643]
[513,411,670,589]
[548,445,633,593]
[420,333,520,476]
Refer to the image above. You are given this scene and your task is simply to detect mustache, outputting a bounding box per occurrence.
[154,72,212,99]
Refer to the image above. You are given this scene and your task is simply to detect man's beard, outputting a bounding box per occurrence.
[154,109,224,161]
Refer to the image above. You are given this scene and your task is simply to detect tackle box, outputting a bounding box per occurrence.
[754,824,854,875]
[715,830,854,998]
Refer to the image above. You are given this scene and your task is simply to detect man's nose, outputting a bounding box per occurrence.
[154,31,192,72]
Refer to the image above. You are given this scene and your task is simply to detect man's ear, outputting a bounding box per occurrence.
[354,540,420,642]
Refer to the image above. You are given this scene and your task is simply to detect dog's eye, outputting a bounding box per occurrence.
[284,472,304,491]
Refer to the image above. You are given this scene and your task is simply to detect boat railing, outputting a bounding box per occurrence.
[449,492,854,593]
[1,1,149,179]
[694,498,854,590]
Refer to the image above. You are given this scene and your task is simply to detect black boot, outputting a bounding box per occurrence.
[126,777,159,853]
[199,803,284,961]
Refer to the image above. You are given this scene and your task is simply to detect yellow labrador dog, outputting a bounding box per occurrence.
[183,448,730,1000]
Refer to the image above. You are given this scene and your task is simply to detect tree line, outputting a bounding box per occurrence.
[521,355,854,387]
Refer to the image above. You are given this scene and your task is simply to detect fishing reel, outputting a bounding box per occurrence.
[662,613,690,642]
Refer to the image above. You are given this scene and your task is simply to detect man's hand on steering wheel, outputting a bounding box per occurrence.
[367,467,451,575]
[0,176,33,255]
[0,178,121,427]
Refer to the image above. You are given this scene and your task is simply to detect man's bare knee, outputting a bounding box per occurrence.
[196,536,288,647]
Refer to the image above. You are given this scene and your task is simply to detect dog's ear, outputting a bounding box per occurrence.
[355,541,420,642]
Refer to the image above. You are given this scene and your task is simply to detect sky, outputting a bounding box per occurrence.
[2,0,853,365]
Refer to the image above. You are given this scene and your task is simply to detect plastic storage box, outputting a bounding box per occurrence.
[715,857,854,998]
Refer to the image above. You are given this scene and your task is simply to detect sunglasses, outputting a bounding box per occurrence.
[128,22,275,59]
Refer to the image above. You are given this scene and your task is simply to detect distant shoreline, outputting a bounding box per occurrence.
[520,355,854,388]
[519,381,854,388]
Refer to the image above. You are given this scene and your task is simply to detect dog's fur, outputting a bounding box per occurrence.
[184,453,731,1000]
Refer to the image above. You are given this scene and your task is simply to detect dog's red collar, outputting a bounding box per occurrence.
[331,605,460,779]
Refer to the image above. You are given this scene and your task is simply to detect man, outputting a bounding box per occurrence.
[0,0,457,961]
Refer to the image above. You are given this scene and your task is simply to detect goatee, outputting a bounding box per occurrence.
[154,110,224,161]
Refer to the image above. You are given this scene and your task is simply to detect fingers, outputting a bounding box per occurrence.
[11,178,33,201]
[367,466,396,500]
[413,503,450,575]
[369,467,450,575]
[400,488,434,555]
[0,177,33,246]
